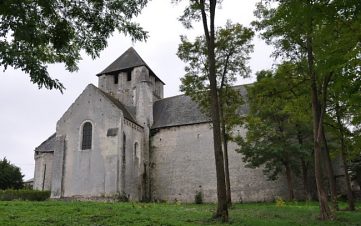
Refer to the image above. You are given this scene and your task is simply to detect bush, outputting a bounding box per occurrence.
[0,189,50,201]
[194,191,203,204]
[0,158,23,189]
[115,192,129,202]
[275,196,285,207]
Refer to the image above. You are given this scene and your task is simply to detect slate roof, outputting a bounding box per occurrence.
[34,133,56,152]
[152,85,249,129]
[96,47,165,84]
[152,95,210,129]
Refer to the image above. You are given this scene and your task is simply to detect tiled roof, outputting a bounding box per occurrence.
[152,85,249,129]
[96,47,165,84]
[34,133,56,152]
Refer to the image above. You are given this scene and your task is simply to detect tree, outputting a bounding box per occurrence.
[323,67,361,211]
[0,0,148,92]
[178,21,254,206]
[175,0,229,221]
[253,0,361,219]
[0,158,24,190]
[236,64,313,201]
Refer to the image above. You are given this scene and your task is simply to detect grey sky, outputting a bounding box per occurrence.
[0,0,274,180]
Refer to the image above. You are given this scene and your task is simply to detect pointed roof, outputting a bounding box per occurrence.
[96,47,165,84]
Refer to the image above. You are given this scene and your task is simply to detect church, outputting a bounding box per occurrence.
[33,47,292,202]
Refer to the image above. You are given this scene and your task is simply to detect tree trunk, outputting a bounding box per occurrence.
[222,123,232,206]
[285,162,295,201]
[296,126,312,201]
[321,128,339,211]
[307,32,333,220]
[199,0,228,221]
[220,98,232,206]
[335,102,355,211]
[301,159,312,201]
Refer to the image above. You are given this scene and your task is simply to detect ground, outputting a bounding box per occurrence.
[0,201,360,225]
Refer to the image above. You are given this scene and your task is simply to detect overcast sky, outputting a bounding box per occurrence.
[0,0,274,180]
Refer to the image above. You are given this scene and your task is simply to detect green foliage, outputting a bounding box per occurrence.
[0,201,360,225]
[0,0,148,92]
[236,63,313,181]
[0,189,50,201]
[275,197,285,208]
[0,158,23,190]
[350,154,361,187]
[194,190,203,204]
[178,21,253,136]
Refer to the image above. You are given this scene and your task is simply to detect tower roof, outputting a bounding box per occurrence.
[96,47,165,84]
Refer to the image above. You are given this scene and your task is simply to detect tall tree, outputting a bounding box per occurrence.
[324,68,361,210]
[178,21,254,206]
[0,158,24,190]
[253,0,361,219]
[175,0,230,220]
[236,64,313,201]
[0,0,148,92]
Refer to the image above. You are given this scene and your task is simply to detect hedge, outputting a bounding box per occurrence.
[0,189,50,201]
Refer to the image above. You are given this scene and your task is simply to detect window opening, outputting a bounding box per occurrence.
[114,75,118,84]
[81,122,92,150]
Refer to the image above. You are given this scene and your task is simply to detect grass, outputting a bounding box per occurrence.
[0,200,360,225]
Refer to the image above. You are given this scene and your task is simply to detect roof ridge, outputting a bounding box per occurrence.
[154,93,186,103]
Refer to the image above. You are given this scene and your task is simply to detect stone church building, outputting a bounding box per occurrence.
[33,47,291,202]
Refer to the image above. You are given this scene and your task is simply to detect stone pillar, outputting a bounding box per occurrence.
[134,66,153,201]
[51,136,66,198]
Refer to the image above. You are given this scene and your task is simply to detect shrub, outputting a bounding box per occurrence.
[0,189,50,201]
[115,192,129,202]
[194,191,203,204]
[0,158,23,189]
[275,196,285,207]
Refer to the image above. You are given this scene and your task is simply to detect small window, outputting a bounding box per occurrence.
[81,122,92,150]
[127,70,131,81]
[114,75,118,84]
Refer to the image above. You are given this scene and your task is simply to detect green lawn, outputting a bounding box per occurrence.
[0,201,360,226]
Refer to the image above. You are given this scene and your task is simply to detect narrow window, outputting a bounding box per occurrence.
[122,133,126,165]
[114,75,118,84]
[121,133,126,191]
[81,122,92,150]
[127,70,131,81]
[134,142,139,168]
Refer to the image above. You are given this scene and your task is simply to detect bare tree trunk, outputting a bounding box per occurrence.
[307,32,333,220]
[296,126,312,201]
[222,122,232,206]
[220,100,232,206]
[199,0,228,221]
[335,102,355,211]
[321,128,339,211]
[340,147,355,211]
[285,162,295,201]
[301,159,312,201]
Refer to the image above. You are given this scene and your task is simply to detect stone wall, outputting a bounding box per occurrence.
[33,152,53,191]
[150,123,291,203]
[53,84,143,200]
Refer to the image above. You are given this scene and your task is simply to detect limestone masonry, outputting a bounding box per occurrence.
[33,47,293,202]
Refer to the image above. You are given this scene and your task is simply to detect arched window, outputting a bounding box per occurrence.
[81,122,92,150]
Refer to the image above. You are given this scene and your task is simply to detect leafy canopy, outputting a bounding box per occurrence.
[0,158,24,190]
[178,21,254,133]
[236,63,313,180]
[0,0,148,92]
